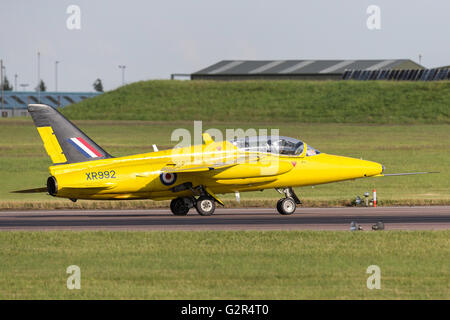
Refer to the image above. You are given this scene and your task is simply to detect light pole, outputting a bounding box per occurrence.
[37,51,40,103]
[13,74,18,109]
[55,61,59,92]
[1,64,6,82]
[118,65,126,86]
[1,59,3,111]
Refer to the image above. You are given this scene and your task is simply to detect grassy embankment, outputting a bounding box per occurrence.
[61,80,450,124]
[0,231,448,299]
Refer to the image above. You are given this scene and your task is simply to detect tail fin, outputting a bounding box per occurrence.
[28,104,112,164]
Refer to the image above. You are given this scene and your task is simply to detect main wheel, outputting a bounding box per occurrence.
[195,196,216,216]
[277,198,296,215]
[170,198,190,216]
[276,199,283,212]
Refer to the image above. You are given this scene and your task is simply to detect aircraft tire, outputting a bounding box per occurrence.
[277,198,296,215]
[170,198,190,216]
[195,196,216,216]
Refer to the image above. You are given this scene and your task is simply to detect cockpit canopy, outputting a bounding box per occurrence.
[229,136,320,156]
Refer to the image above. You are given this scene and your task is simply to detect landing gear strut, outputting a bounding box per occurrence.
[276,187,302,215]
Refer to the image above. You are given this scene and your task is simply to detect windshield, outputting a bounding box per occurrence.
[306,145,320,156]
[229,136,305,155]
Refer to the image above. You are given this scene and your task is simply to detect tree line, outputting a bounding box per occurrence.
[1,77,104,92]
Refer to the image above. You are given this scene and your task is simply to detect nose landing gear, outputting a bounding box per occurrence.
[276,187,302,215]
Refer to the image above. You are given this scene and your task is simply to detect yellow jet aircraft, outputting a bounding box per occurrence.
[15,104,428,216]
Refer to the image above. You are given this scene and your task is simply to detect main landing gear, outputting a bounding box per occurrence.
[195,196,216,216]
[169,197,193,216]
[170,186,302,216]
[170,196,217,216]
[276,187,302,215]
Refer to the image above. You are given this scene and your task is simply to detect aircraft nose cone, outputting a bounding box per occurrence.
[364,161,384,177]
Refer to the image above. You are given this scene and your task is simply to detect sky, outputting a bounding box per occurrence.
[0,0,449,92]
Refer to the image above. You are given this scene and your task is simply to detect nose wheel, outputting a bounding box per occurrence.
[277,198,296,215]
[276,187,301,215]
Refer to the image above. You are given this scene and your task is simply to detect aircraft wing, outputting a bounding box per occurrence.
[161,162,238,174]
[160,154,256,174]
[11,182,116,194]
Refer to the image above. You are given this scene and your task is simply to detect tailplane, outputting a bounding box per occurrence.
[28,104,112,164]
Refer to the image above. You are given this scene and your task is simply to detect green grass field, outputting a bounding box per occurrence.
[61,80,450,124]
[0,231,448,299]
[0,119,448,208]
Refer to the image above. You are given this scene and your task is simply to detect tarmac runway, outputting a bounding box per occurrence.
[0,206,449,231]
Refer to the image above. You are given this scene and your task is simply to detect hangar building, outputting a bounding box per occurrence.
[191,59,424,81]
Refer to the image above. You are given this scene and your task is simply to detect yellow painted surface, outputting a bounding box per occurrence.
[45,140,383,201]
[36,126,67,164]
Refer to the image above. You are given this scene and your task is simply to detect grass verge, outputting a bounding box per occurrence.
[1,121,448,208]
[0,231,448,299]
[0,199,448,211]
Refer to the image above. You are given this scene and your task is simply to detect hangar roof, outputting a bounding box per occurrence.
[193,59,423,75]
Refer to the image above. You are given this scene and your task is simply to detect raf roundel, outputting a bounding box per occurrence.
[160,172,177,186]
